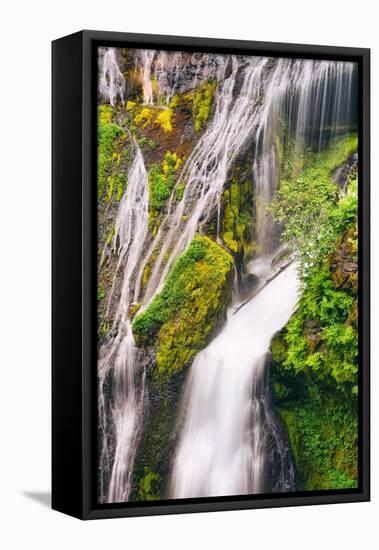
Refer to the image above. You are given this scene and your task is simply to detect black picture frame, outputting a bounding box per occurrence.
[52,30,370,520]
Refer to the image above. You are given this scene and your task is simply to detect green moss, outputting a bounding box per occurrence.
[278,402,358,490]
[148,139,159,151]
[148,151,182,230]
[105,224,115,246]
[126,100,136,111]
[189,81,216,132]
[138,468,161,501]
[221,178,254,256]
[115,170,127,201]
[98,104,114,124]
[174,182,185,201]
[97,105,126,201]
[132,236,234,380]
[97,282,105,302]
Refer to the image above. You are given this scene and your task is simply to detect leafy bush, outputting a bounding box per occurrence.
[155,108,174,133]
[271,134,358,282]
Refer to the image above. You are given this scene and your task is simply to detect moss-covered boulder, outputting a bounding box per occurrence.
[133,235,234,382]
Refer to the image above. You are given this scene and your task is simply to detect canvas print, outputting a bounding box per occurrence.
[96,47,359,504]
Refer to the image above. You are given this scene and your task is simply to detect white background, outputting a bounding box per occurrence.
[0,0,376,547]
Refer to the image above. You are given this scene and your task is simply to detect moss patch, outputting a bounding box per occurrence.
[148,151,183,232]
[97,105,128,201]
[187,80,216,132]
[132,235,234,381]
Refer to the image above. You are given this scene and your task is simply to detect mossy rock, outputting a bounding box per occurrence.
[133,235,234,383]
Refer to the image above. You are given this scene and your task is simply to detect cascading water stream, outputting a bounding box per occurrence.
[98,143,149,503]
[97,47,357,502]
[98,47,126,106]
[170,263,299,497]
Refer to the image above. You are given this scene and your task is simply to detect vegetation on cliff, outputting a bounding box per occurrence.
[97,105,128,202]
[187,80,216,132]
[271,134,358,281]
[270,134,358,490]
[221,176,255,256]
[148,151,183,231]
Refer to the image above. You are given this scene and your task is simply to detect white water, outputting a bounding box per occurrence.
[97,48,357,502]
[98,144,149,503]
[139,56,269,304]
[140,50,155,104]
[170,263,299,497]
[98,48,125,106]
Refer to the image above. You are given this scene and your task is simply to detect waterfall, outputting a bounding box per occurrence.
[139,56,269,305]
[97,47,357,502]
[98,144,149,503]
[170,263,299,498]
[140,50,155,104]
[98,48,125,106]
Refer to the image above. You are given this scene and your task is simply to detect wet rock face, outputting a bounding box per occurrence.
[333,152,358,192]
[152,52,219,96]
[330,223,358,293]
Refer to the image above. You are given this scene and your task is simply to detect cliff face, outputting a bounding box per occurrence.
[97,48,359,502]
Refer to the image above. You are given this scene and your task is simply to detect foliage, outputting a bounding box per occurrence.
[132,236,234,379]
[270,192,358,489]
[155,108,174,133]
[283,260,358,389]
[271,134,358,281]
[279,401,358,490]
[134,106,154,128]
[269,133,359,490]
[97,105,126,201]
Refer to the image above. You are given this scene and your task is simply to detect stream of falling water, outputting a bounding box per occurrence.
[170,262,299,497]
[98,144,149,503]
[97,48,357,502]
